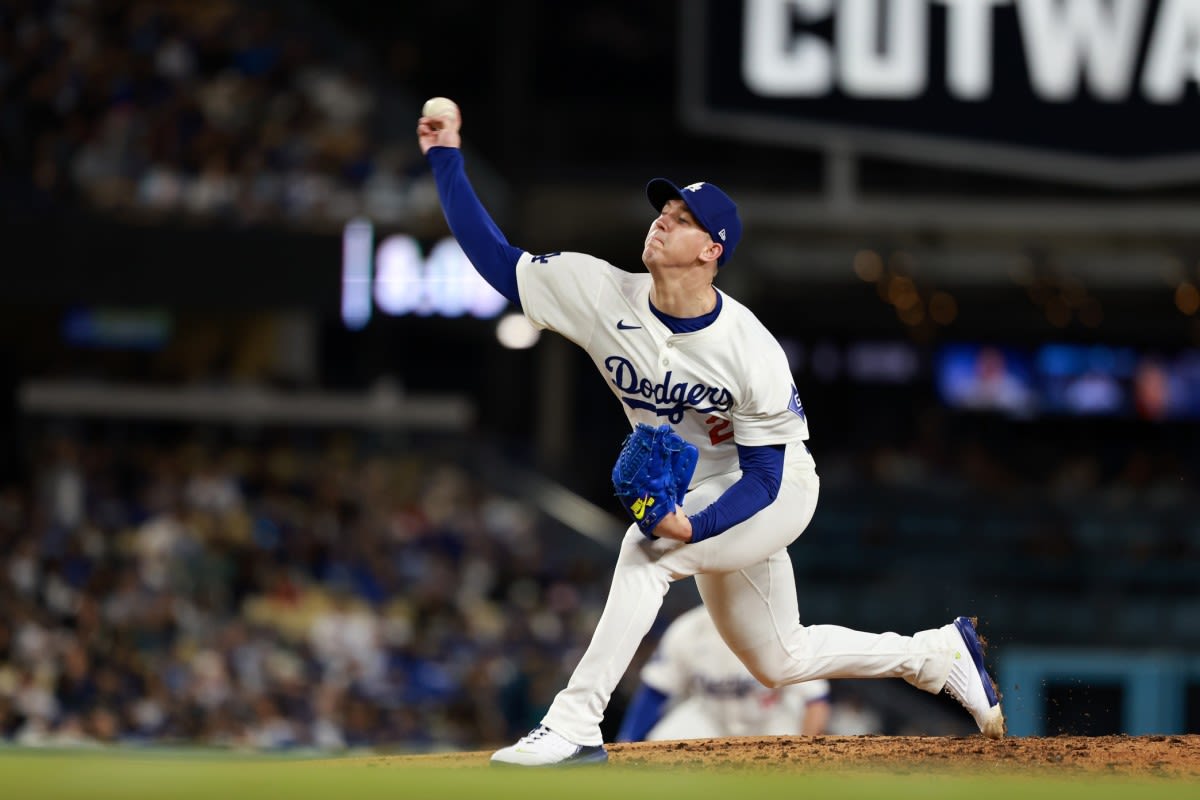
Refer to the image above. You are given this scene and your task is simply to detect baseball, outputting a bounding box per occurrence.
[422,96,459,120]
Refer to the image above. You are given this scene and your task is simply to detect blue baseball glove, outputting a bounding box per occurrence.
[611,423,699,539]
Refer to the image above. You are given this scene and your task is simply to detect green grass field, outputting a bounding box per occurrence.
[0,749,1195,800]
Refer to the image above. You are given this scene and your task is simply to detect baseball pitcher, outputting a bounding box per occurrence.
[416,101,1004,767]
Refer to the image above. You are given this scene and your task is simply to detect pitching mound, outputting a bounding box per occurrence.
[393,735,1200,778]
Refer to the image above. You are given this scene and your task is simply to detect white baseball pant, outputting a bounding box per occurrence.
[540,444,957,746]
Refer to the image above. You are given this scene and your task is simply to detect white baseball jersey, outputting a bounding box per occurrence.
[640,606,830,739]
[516,251,810,489]
[520,249,962,749]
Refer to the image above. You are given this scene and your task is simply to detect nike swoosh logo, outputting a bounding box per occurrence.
[617,320,641,330]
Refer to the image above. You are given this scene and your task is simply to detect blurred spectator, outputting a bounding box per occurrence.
[307,587,385,691]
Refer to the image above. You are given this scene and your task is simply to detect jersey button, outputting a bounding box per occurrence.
[662,358,669,366]
[666,342,674,348]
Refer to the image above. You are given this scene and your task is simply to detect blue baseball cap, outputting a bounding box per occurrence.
[646,178,742,266]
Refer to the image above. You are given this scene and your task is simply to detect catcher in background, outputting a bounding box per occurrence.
[617,605,831,742]
[417,101,1004,768]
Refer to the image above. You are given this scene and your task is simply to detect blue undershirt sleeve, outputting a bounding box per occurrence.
[688,443,786,543]
[616,685,670,742]
[425,146,523,307]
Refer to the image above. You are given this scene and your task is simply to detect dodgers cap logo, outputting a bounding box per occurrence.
[646,178,743,267]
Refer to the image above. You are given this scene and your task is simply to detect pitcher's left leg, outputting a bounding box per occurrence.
[698,551,1003,737]
[701,556,955,692]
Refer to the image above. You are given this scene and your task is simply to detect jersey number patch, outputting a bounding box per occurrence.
[704,415,734,446]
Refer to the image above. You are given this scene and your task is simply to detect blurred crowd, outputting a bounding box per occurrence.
[0,428,612,752]
[1,0,433,226]
[2,411,1197,752]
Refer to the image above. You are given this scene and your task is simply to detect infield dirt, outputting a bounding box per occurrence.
[382,735,1200,778]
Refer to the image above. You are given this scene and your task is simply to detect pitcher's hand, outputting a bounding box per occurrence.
[652,509,693,543]
[417,105,461,154]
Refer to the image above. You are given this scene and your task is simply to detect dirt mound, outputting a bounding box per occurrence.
[611,735,1200,777]
[395,735,1200,778]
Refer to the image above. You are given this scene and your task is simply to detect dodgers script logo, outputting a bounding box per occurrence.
[605,356,733,423]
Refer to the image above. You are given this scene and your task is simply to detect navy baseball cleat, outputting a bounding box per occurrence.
[490,726,609,767]
[942,616,1006,739]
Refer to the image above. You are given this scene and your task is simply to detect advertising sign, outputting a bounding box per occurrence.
[683,0,1200,186]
